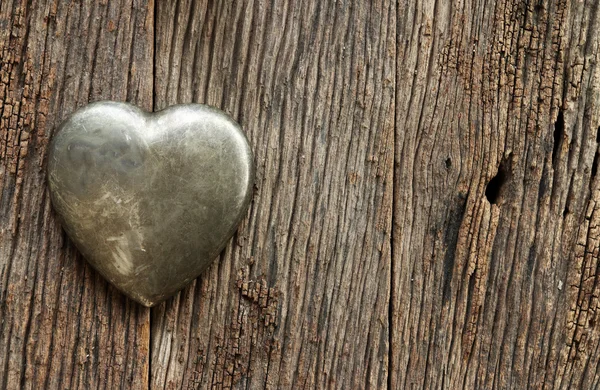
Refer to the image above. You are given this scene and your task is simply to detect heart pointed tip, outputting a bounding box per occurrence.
[135,296,159,308]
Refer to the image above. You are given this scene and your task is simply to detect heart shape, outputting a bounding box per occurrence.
[47,102,254,306]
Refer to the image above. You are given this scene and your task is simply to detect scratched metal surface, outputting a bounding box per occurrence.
[47,102,255,306]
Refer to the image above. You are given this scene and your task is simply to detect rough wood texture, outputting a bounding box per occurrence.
[3,0,600,389]
[151,0,395,388]
[0,0,153,389]
[392,0,600,389]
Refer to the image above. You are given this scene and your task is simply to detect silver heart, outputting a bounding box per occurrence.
[47,102,254,306]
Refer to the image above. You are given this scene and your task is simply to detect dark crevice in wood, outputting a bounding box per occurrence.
[390,1,400,387]
[165,0,182,108]
[87,4,103,103]
[593,127,600,181]
[552,109,564,167]
[152,1,158,112]
[485,162,508,205]
[526,243,536,279]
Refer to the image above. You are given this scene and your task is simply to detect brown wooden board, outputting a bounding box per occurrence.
[151,0,395,388]
[391,0,600,388]
[3,0,600,389]
[0,0,153,389]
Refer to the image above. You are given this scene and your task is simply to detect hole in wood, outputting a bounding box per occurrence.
[552,110,564,166]
[593,127,600,179]
[485,162,507,205]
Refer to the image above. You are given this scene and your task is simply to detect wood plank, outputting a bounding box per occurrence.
[5,0,598,388]
[391,0,600,388]
[151,0,396,388]
[0,0,154,388]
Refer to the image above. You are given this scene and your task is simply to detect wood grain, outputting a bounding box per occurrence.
[0,0,153,388]
[391,0,600,388]
[151,0,395,389]
[3,0,600,388]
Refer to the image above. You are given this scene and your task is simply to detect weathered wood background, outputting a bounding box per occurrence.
[1,0,599,388]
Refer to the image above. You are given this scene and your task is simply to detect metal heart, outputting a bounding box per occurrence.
[47,102,254,307]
